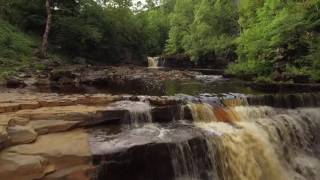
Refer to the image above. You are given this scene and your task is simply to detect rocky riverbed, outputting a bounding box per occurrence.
[2,65,320,95]
[1,65,201,95]
[1,66,320,180]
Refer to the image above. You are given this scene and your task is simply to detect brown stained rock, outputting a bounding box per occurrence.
[5,129,91,157]
[15,105,108,121]
[29,120,79,135]
[18,101,40,110]
[43,164,95,180]
[38,99,74,107]
[7,125,37,145]
[0,114,12,126]
[0,152,54,180]
[0,126,8,149]
[0,101,39,113]
[8,117,30,126]
[0,103,20,113]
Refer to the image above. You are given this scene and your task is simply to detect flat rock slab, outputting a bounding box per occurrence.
[29,120,79,135]
[1,129,92,179]
[0,152,54,180]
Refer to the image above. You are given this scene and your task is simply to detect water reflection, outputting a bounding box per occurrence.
[164,79,260,96]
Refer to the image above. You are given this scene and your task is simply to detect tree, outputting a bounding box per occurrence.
[228,0,320,81]
[187,0,238,60]
[165,0,196,54]
[165,0,238,61]
[40,0,52,58]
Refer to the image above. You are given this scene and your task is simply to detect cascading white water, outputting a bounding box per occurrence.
[108,101,153,127]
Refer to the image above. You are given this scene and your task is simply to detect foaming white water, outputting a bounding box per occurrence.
[195,75,224,83]
[109,101,152,127]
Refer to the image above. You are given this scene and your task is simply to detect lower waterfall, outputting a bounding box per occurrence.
[180,96,320,180]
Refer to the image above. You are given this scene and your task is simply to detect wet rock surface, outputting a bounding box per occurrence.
[89,123,215,180]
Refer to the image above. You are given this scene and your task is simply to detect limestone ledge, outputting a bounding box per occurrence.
[0,91,185,179]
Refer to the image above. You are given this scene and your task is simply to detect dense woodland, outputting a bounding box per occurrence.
[0,0,319,82]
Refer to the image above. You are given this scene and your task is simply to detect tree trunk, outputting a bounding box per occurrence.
[40,0,52,59]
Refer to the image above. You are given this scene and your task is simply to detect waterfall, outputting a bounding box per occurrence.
[95,94,320,180]
[148,57,160,68]
[179,94,320,180]
[187,103,217,122]
[148,56,164,68]
[187,102,241,123]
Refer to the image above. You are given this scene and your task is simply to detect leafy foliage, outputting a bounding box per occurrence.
[165,0,238,61]
[229,0,320,81]
[1,0,320,82]
[0,19,33,59]
[0,19,35,77]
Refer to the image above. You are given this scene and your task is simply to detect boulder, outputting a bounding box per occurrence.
[3,129,92,179]
[0,152,54,180]
[7,125,37,145]
[5,129,91,160]
[6,78,27,88]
